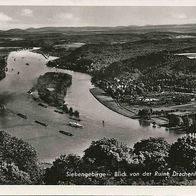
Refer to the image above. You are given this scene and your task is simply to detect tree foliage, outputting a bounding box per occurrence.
[0,131,41,184]
[169,135,196,171]
[83,138,133,172]
[43,136,196,185]
[44,154,83,185]
[134,137,170,156]
[130,137,171,183]
[1,130,196,185]
[0,162,32,185]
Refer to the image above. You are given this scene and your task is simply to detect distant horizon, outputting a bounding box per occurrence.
[1,6,196,30]
[2,22,196,31]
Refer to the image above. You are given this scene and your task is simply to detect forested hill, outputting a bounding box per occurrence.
[99,52,196,79]
[50,35,196,74]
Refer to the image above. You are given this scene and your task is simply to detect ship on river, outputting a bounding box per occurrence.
[67,121,83,128]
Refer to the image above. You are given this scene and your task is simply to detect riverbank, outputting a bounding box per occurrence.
[90,87,136,119]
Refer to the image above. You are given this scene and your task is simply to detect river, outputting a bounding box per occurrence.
[0,50,182,162]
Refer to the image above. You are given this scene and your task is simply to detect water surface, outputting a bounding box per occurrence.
[0,50,182,162]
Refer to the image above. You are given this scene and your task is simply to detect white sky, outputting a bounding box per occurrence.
[0,6,196,29]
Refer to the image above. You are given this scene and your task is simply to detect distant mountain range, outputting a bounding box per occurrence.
[1,23,196,34]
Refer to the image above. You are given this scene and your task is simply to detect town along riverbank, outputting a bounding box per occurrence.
[90,87,196,132]
[90,87,168,127]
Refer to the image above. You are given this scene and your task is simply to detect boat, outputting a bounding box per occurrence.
[34,120,47,127]
[17,113,27,119]
[54,110,64,114]
[38,103,48,108]
[59,130,73,137]
[67,121,83,128]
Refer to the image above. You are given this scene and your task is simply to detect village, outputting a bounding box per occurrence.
[94,69,196,132]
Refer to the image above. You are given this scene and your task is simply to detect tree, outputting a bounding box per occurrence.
[0,162,32,185]
[134,137,170,155]
[175,116,184,126]
[169,135,196,171]
[133,137,170,173]
[46,60,57,67]
[138,108,152,120]
[69,107,73,115]
[44,154,83,185]
[183,116,193,127]
[62,104,69,113]
[136,86,144,95]
[83,138,133,172]
[0,131,40,183]
[42,136,196,185]
[74,110,80,118]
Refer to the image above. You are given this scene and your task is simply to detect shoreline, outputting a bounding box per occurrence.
[90,87,169,126]
[90,87,136,119]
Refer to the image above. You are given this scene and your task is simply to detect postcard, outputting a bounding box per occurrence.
[0,0,196,195]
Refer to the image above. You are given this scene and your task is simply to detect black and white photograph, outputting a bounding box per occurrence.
[1,0,196,188]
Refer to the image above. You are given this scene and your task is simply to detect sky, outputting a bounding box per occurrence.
[1,6,196,30]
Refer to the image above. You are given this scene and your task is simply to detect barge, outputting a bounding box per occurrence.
[59,130,73,137]
[54,110,64,114]
[17,113,28,119]
[34,120,47,127]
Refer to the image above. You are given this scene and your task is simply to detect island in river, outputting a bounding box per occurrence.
[32,72,72,107]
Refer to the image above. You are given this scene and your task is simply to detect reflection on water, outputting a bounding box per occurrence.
[139,120,151,127]
[0,50,182,162]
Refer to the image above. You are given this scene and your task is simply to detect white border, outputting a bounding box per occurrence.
[0,0,196,6]
[0,0,196,195]
[1,185,196,195]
